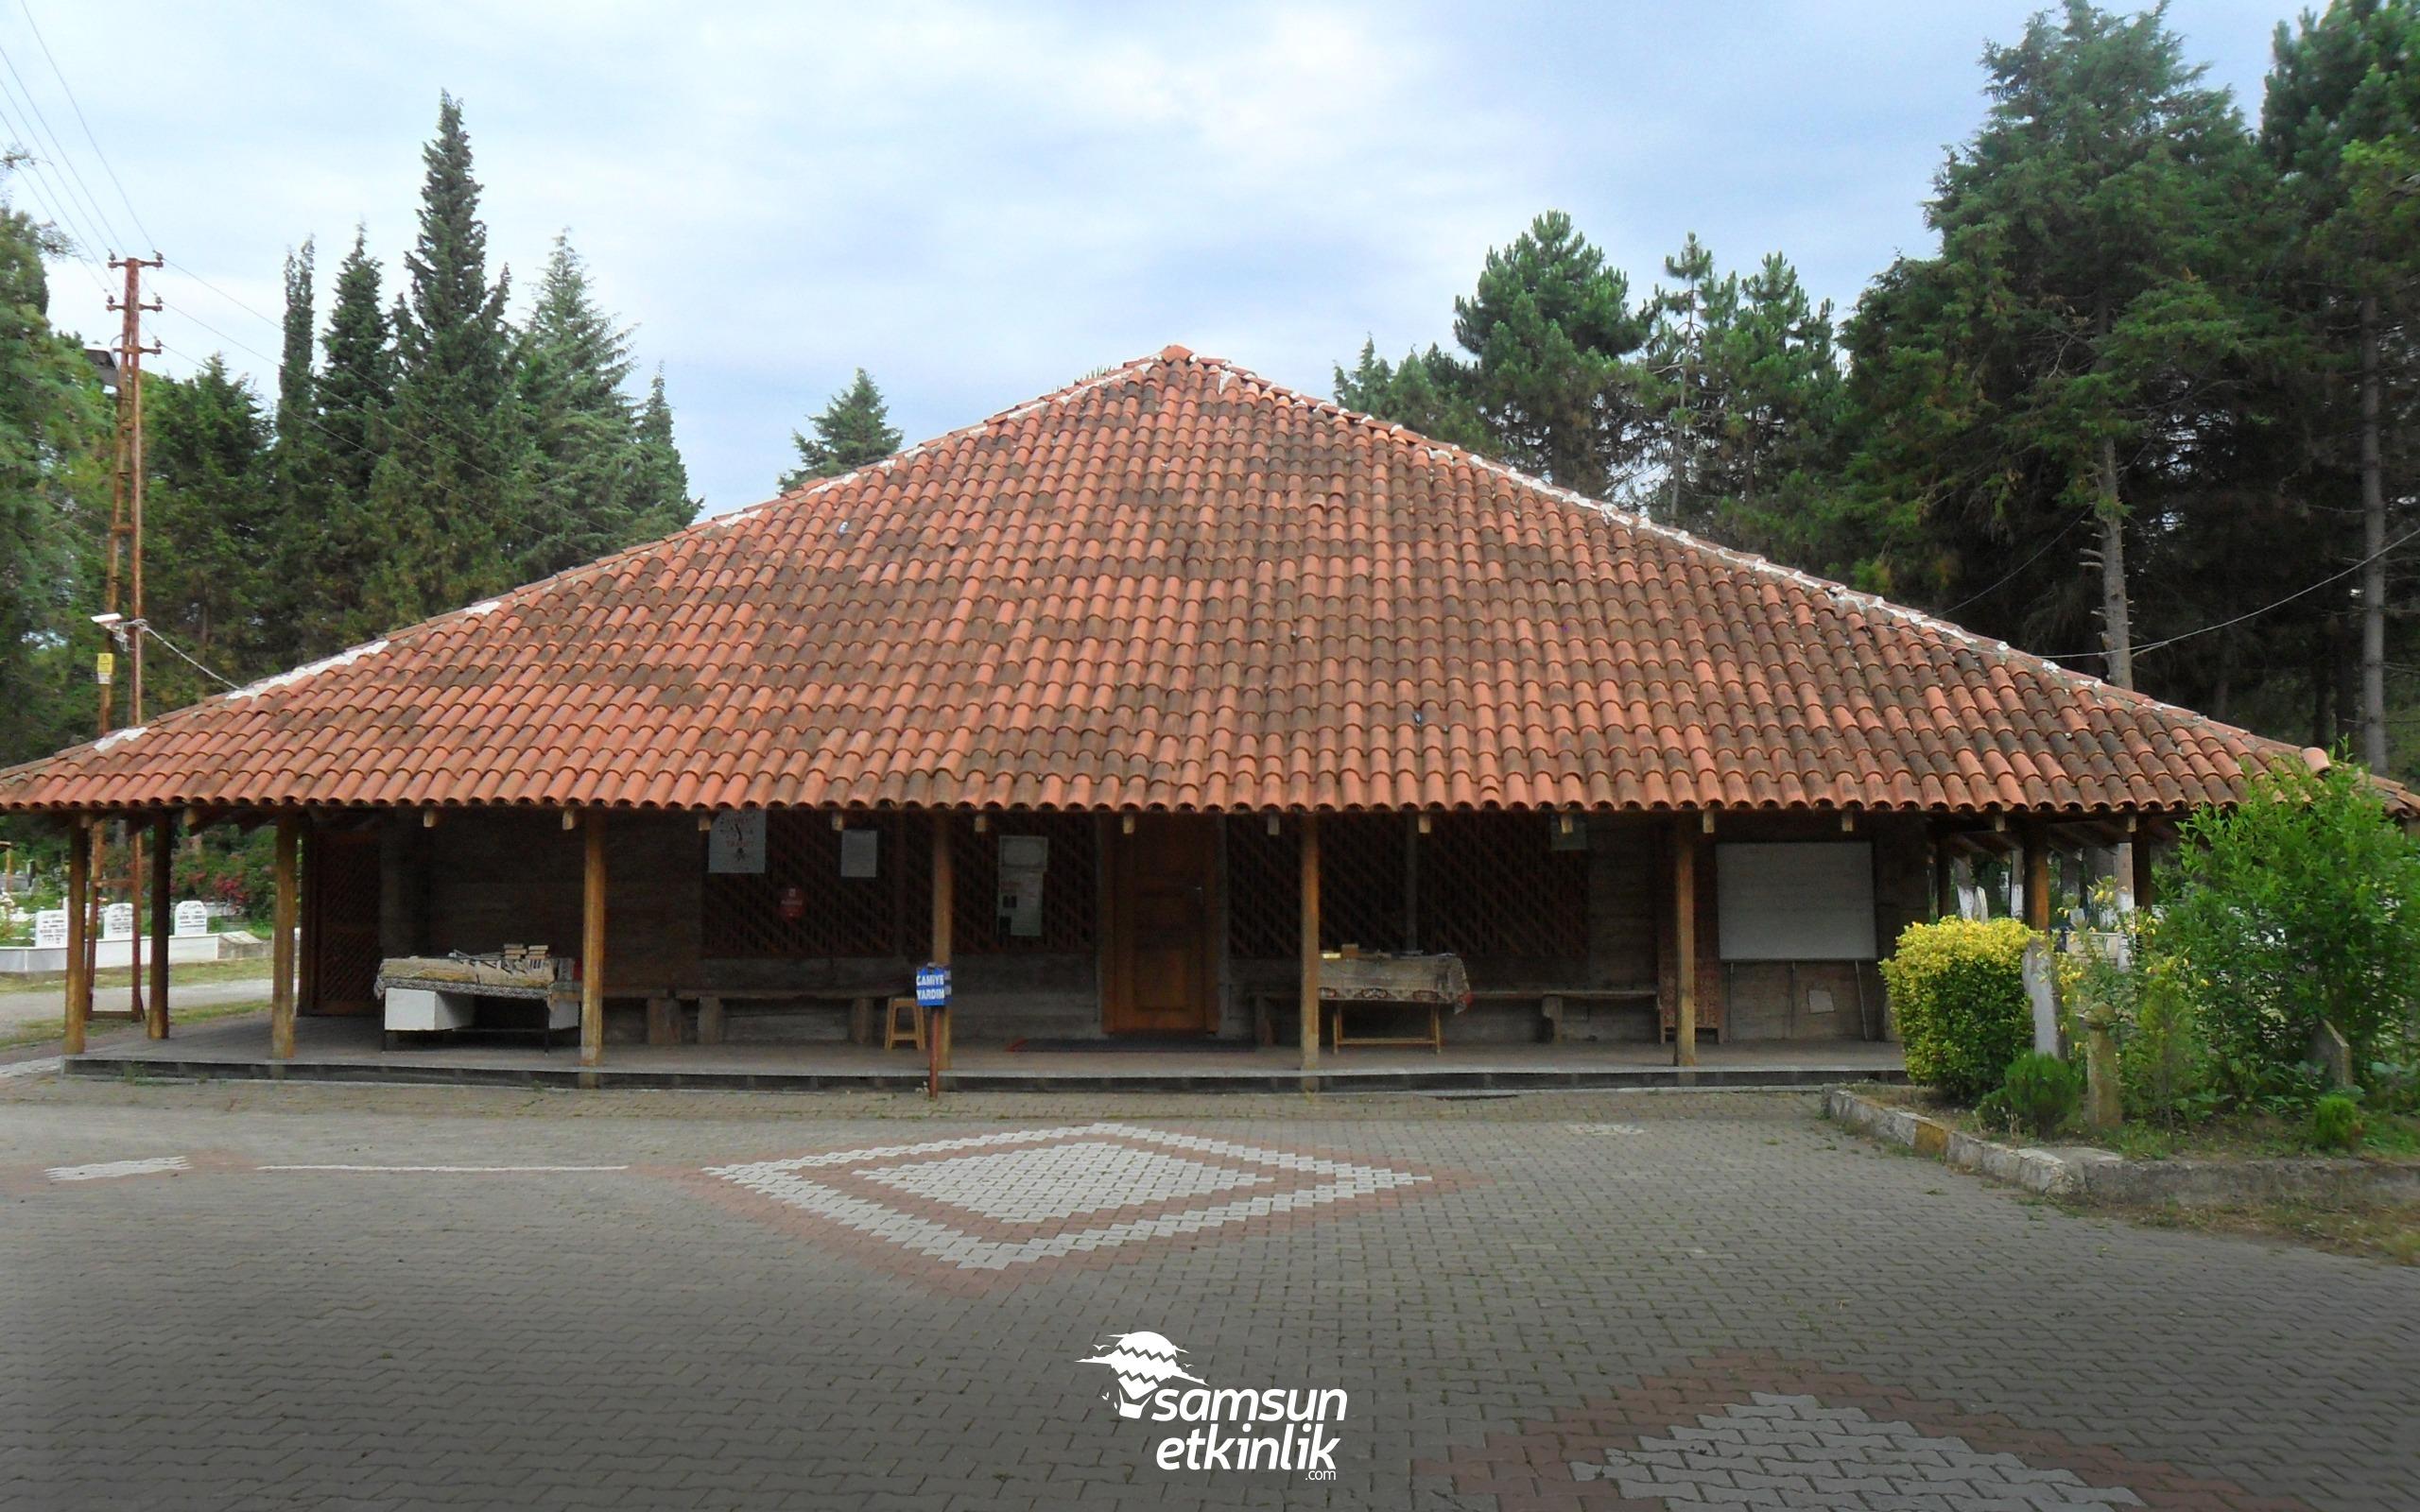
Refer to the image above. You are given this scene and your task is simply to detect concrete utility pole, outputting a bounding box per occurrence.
[92,253,162,1022]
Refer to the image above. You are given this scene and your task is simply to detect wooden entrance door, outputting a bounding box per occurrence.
[1105,815,1217,1034]
[307,830,382,1016]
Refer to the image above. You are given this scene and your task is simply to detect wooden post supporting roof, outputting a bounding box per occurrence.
[269,812,300,1060]
[62,817,90,1056]
[1933,831,1957,921]
[1299,814,1321,1074]
[147,812,171,1040]
[930,812,954,1071]
[580,810,607,1070]
[2022,816,2051,932]
[2130,823,2156,911]
[1672,815,1698,1069]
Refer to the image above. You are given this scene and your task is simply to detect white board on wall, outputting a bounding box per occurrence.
[1715,842,1876,961]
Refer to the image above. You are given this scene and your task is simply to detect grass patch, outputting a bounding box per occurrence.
[1851,1081,2420,1160]
[2116,1198,2420,1265]
[0,997,268,1052]
[4,956,271,997]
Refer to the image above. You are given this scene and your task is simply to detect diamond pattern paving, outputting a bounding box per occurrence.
[695,1121,1453,1288]
[856,1140,1273,1224]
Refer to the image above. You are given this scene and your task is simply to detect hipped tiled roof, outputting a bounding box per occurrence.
[0,347,2348,817]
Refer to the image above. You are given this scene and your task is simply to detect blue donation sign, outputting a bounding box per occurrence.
[916,963,952,1008]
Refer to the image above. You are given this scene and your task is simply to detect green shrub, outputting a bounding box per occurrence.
[1882,917,2037,1101]
[2157,755,2420,1105]
[2309,1093,2363,1152]
[2000,1052,2080,1137]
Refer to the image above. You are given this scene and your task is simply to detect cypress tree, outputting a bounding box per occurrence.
[144,357,274,706]
[360,93,524,632]
[780,369,902,490]
[631,367,698,537]
[318,227,394,507]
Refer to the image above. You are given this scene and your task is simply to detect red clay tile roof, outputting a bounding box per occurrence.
[0,347,2360,817]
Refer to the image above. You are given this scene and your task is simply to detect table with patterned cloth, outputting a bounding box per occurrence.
[1318,952,1472,1052]
[374,954,567,1001]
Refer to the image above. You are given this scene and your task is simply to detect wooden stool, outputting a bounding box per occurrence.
[884,996,924,1051]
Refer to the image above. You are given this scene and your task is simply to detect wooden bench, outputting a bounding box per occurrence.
[647,988,908,1047]
[1466,987,1662,1044]
[1248,985,1666,1046]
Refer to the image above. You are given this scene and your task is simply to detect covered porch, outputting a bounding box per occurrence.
[47,799,2172,1078]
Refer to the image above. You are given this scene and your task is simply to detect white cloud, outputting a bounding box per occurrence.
[7,0,2290,517]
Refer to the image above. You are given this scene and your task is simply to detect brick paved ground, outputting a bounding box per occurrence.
[0,1077,2411,1511]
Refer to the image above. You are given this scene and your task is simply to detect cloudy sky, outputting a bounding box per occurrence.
[12,1,2298,516]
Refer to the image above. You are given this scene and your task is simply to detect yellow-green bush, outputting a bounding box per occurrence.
[1881,918,2037,1101]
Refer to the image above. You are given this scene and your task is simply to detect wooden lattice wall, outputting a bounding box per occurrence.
[1418,813,1589,960]
[1225,813,1588,961]
[950,814,1098,953]
[702,811,931,959]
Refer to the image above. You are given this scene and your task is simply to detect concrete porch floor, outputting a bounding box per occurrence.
[64,1012,1906,1092]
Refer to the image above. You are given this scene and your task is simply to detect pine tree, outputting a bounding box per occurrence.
[2263,0,2420,772]
[1332,340,1490,452]
[1640,232,1731,528]
[1841,1,2282,690]
[360,93,525,633]
[516,232,640,576]
[1449,211,1651,499]
[780,369,901,490]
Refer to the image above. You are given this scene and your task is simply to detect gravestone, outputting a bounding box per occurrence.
[33,909,68,949]
[100,902,134,940]
[2019,937,2060,1055]
[2310,1021,2355,1091]
[173,900,209,936]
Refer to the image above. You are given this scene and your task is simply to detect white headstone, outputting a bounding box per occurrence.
[100,902,134,940]
[173,900,209,936]
[2020,937,2061,1055]
[33,909,68,949]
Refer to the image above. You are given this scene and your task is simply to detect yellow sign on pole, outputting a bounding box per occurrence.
[95,651,114,685]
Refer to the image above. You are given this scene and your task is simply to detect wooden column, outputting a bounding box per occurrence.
[2129,823,2156,911]
[147,811,172,1039]
[930,813,954,1068]
[296,821,319,1014]
[580,810,607,1069]
[269,812,301,1059]
[1299,814,1322,1073]
[1933,832,1957,921]
[2022,816,2051,932]
[1673,816,1698,1068]
[62,817,91,1055]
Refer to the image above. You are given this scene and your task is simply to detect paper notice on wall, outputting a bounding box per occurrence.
[839,828,879,879]
[707,811,767,874]
[997,834,1048,937]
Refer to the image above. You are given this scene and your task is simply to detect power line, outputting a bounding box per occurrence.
[2040,523,2420,664]
[0,37,125,252]
[139,621,238,691]
[15,1,154,249]
[1939,514,2085,616]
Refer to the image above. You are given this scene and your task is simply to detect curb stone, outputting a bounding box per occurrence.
[1825,1087,2420,1207]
